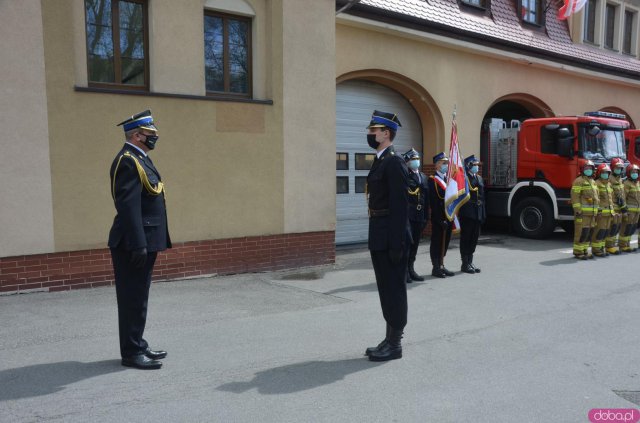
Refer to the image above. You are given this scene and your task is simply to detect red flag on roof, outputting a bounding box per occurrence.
[558,0,587,20]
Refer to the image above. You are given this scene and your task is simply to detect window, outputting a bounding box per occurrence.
[355,177,367,193]
[461,0,488,8]
[84,0,148,89]
[605,4,617,49]
[521,0,543,25]
[204,11,252,97]
[623,10,634,54]
[584,0,597,43]
[336,153,349,170]
[355,153,375,170]
[336,177,349,194]
[540,125,574,154]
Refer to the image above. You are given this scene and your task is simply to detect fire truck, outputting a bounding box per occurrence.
[624,128,640,166]
[482,111,630,239]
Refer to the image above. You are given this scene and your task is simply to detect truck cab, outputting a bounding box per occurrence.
[625,129,640,167]
[484,111,629,238]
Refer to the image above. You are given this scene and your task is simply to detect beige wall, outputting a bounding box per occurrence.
[29,0,336,255]
[0,0,55,257]
[336,19,640,160]
[281,0,336,233]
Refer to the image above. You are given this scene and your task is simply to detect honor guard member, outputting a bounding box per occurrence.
[620,164,640,252]
[606,157,627,254]
[428,152,455,278]
[591,163,615,257]
[109,110,171,370]
[364,110,410,362]
[570,160,599,259]
[458,155,485,273]
[403,148,429,282]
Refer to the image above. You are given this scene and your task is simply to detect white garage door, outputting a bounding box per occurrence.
[336,80,422,245]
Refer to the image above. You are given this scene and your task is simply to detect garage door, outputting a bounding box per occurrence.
[336,79,422,245]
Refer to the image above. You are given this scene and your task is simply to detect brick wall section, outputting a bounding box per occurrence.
[0,231,335,295]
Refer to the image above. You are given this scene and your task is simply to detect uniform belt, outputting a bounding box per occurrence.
[369,208,390,217]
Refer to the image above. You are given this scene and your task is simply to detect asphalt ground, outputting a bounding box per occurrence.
[1,226,640,422]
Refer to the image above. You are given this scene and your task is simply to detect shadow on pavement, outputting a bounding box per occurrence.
[0,360,124,401]
[217,357,383,395]
[539,257,580,266]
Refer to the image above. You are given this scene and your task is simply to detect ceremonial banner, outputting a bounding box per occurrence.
[444,119,470,221]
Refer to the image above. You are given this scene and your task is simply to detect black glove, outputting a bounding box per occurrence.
[389,249,403,265]
[130,247,148,268]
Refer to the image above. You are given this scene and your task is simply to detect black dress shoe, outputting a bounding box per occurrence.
[408,268,425,281]
[431,267,446,278]
[144,348,167,360]
[121,354,162,370]
[442,267,455,277]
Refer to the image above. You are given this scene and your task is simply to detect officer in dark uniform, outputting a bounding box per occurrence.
[109,110,171,370]
[458,155,485,274]
[428,152,455,278]
[403,148,429,282]
[364,110,410,362]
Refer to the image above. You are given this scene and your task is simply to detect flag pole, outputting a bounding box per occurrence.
[440,105,456,268]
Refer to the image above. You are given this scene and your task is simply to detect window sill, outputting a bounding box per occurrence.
[74,86,273,105]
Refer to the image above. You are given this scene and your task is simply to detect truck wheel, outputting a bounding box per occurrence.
[511,198,555,239]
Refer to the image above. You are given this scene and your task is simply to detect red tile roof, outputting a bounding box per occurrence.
[346,0,640,78]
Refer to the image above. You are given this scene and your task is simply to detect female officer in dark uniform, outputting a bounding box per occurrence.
[364,110,410,362]
[403,148,429,282]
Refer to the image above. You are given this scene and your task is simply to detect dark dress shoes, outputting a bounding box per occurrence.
[144,348,167,360]
[431,267,446,278]
[408,268,425,281]
[121,354,162,370]
[442,267,455,277]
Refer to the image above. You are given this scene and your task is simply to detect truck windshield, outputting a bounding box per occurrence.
[580,127,626,161]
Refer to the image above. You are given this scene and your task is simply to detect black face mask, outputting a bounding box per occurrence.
[142,134,159,150]
[367,134,379,150]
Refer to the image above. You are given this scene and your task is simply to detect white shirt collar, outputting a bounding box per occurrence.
[376,146,389,159]
[126,142,147,157]
[436,170,446,179]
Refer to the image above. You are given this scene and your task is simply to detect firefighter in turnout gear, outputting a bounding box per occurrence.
[606,157,627,254]
[620,164,640,252]
[591,163,615,257]
[570,160,598,259]
[403,148,429,283]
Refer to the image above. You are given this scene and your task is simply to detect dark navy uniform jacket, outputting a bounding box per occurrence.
[108,143,171,252]
[407,170,429,224]
[367,146,410,252]
[458,171,486,223]
[428,172,448,226]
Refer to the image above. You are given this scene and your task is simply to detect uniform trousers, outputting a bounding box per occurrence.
[605,210,623,250]
[573,214,595,256]
[111,247,158,358]
[591,214,612,254]
[430,221,452,266]
[619,211,640,249]
[408,220,426,265]
[459,217,481,256]
[370,250,408,331]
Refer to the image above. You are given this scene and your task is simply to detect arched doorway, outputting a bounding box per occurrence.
[335,71,442,244]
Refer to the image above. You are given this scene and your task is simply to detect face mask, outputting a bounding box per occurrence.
[632,173,639,180]
[142,134,159,150]
[366,134,379,150]
[408,160,420,170]
[583,169,593,177]
[470,165,479,174]
[614,168,622,175]
[440,164,448,174]
[600,173,609,180]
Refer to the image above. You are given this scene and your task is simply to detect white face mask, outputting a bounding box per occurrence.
[408,160,420,170]
[440,164,448,174]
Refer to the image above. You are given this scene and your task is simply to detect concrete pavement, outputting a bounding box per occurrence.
[1,229,640,422]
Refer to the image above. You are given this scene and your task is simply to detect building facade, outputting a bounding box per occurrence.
[1,0,640,293]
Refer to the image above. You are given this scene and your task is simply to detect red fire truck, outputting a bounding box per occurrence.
[624,129,640,166]
[482,111,630,238]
